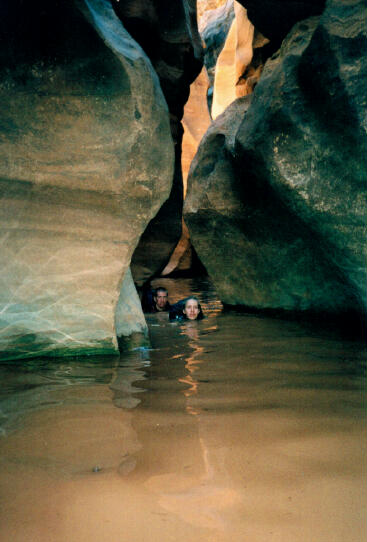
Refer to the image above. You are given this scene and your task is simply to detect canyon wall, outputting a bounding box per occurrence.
[1,0,365,361]
[185,0,367,315]
[0,0,174,359]
[113,0,204,286]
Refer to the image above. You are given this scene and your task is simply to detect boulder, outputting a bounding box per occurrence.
[0,0,174,360]
[185,0,367,315]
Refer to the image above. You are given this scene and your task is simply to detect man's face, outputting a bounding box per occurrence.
[155,291,168,310]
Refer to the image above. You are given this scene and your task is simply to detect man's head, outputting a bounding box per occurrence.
[154,287,169,311]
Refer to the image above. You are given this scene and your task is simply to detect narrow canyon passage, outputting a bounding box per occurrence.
[0,1,365,539]
[0,279,365,542]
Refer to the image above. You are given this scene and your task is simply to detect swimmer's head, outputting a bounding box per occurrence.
[183,297,203,320]
[154,287,169,310]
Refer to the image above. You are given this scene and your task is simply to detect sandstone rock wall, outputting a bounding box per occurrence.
[197,0,229,20]
[0,0,174,360]
[185,0,366,315]
[199,0,235,90]
[182,68,212,188]
[211,2,255,118]
[201,0,271,120]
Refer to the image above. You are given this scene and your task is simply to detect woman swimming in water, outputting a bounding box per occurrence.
[169,296,204,322]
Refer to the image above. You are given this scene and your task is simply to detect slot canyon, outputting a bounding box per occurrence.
[0,1,365,541]
[0,0,365,359]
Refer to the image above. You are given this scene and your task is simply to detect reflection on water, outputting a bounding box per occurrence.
[0,278,365,542]
[0,357,118,436]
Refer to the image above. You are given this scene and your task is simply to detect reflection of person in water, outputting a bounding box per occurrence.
[169,296,204,322]
[142,286,171,313]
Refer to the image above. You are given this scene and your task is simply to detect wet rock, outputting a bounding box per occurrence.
[185,1,367,315]
[115,268,148,339]
[0,0,174,360]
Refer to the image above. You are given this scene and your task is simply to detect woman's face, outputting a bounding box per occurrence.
[183,299,200,320]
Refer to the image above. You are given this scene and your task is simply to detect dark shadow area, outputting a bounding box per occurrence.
[222,303,366,342]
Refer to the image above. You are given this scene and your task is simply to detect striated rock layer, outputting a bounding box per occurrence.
[185,0,367,315]
[0,0,174,360]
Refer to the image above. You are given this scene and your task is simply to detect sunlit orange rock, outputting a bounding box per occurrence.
[211,2,269,119]
[182,68,211,189]
[197,0,229,19]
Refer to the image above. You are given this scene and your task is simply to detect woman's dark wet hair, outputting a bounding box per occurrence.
[169,296,204,321]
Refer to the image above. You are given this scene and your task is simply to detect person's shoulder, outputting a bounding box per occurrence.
[168,299,186,321]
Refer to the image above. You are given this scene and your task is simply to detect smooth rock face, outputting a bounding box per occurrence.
[0,0,174,359]
[185,0,367,315]
[115,268,147,338]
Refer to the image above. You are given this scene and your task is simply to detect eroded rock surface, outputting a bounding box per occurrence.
[185,0,367,315]
[200,1,273,119]
[199,0,235,90]
[211,2,271,119]
[0,0,174,359]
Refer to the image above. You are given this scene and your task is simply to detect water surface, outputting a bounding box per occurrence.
[0,278,365,541]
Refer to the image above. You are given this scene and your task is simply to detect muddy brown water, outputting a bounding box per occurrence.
[0,278,365,542]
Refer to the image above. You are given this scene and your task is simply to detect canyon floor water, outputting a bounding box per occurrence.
[0,278,365,542]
